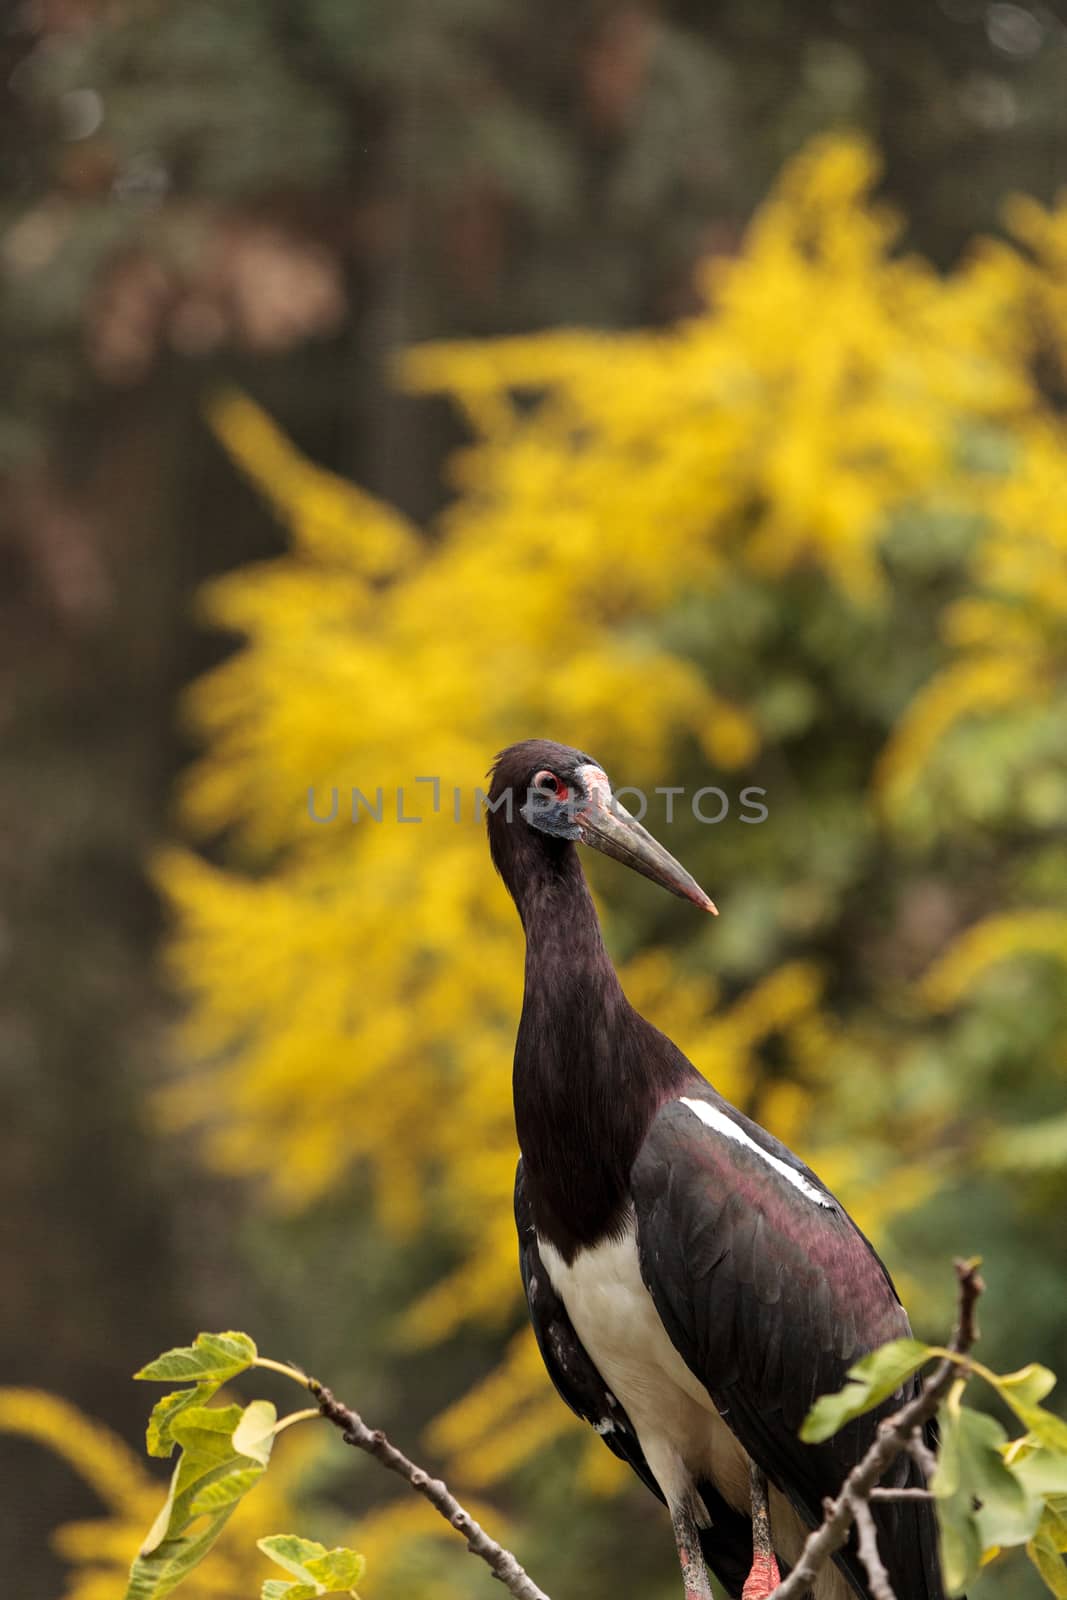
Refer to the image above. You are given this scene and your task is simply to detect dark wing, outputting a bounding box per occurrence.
[630,1094,946,1600]
[515,1159,755,1597]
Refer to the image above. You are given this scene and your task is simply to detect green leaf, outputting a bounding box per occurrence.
[126,1507,239,1600]
[933,1389,981,1594]
[232,1399,278,1466]
[189,1463,267,1515]
[1028,1507,1067,1599]
[1020,1408,1067,1454]
[962,1411,1042,1549]
[140,1461,181,1558]
[932,1388,964,1499]
[305,1549,367,1588]
[258,1534,366,1598]
[933,1392,1044,1594]
[124,1401,276,1600]
[138,1333,261,1461]
[174,1402,275,1520]
[259,1535,331,1581]
[937,1491,983,1599]
[978,1361,1067,1455]
[146,1384,218,1459]
[1043,1500,1067,1552]
[167,1401,248,1470]
[135,1331,258,1385]
[800,1338,931,1443]
[1012,1448,1067,1499]
[994,1365,1058,1409]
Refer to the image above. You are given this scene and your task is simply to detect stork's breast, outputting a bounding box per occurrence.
[537,1218,752,1516]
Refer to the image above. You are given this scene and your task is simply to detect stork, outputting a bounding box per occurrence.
[487,740,945,1600]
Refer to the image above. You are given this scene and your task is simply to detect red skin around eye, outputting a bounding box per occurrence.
[535,772,569,802]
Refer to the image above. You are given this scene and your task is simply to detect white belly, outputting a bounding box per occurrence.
[539,1220,750,1515]
[538,1220,852,1600]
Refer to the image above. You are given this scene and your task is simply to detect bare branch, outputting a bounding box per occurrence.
[868,1486,934,1503]
[309,1379,552,1600]
[850,1496,898,1600]
[907,1430,939,1480]
[769,1258,983,1600]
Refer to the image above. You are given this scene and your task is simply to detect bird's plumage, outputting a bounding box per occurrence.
[489,740,947,1600]
[516,1167,759,1599]
[631,1093,944,1598]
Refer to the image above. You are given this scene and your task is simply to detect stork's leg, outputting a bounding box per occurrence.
[670,1501,715,1600]
[742,1463,782,1599]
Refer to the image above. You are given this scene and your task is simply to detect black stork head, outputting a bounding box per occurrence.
[486,739,716,921]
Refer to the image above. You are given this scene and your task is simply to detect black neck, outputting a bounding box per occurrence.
[508,839,686,1261]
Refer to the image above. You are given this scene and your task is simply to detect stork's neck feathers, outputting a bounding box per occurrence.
[503,835,690,1261]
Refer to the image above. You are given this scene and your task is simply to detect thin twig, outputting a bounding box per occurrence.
[272,1406,321,1435]
[254,1355,311,1385]
[310,1379,552,1600]
[907,1430,939,1480]
[769,1258,983,1599]
[868,1486,934,1503]
[850,1497,897,1600]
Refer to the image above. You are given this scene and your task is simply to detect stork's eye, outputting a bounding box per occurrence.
[533,770,564,797]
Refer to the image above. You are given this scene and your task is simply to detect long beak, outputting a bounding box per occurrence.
[576,776,717,915]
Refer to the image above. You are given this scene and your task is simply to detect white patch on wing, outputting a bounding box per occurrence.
[678,1096,832,1208]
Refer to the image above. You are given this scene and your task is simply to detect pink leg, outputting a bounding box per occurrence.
[742,1464,781,1599]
